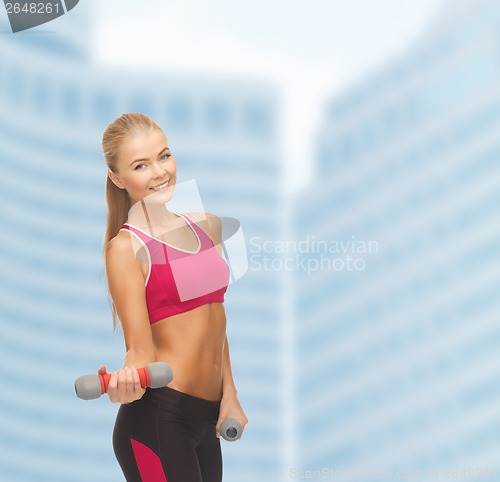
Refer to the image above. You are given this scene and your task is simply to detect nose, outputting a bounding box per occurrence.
[152,160,168,178]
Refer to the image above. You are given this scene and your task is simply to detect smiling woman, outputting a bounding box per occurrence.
[98,112,248,482]
[106,128,176,211]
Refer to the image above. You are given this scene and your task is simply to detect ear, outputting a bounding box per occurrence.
[108,168,125,189]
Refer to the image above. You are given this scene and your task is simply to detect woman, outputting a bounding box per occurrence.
[98,112,248,482]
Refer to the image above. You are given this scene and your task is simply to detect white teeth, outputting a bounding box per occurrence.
[152,181,169,190]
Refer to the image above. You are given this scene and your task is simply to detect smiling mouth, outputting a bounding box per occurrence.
[151,180,170,191]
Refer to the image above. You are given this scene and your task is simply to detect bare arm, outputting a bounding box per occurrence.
[217,333,248,436]
[221,334,237,399]
[101,232,156,403]
[206,213,238,397]
[201,211,248,432]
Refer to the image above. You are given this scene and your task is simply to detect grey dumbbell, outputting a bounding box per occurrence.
[75,362,173,400]
[220,418,242,441]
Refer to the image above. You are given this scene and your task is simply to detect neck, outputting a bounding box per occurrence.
[127,199,179,235]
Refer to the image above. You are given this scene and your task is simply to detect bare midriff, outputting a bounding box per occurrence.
[151,302,226,401]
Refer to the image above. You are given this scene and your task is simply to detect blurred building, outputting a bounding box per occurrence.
[292,0,500,477]
[0,5,283,482]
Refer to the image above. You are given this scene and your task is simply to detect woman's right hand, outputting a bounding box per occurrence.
[98,364,146,404]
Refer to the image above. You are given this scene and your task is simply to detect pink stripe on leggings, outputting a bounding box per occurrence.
[130,438,167,482]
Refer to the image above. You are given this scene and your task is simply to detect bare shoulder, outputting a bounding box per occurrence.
[106,230,133,256]
[105,230,145,266]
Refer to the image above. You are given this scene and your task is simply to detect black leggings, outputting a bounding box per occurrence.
[113,386,222,482]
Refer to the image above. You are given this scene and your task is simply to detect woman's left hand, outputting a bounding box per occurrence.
[216,393,248,439]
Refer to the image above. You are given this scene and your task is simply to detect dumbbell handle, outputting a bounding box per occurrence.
[220,418,243,442]
[75,362,173,400]
[98,367,148,393]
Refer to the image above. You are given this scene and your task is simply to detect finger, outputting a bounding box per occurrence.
[108,371,118,391]
[131,368,145,401]
[117,368,130,400]
[131,368,142,391]
[125,367,135,393]
[117,371,125,392]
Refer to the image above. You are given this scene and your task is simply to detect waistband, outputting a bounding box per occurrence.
[143,386,221,421]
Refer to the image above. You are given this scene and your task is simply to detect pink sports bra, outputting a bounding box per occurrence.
[119,212,230,324]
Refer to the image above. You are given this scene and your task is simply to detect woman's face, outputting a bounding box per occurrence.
[108,129,177,206]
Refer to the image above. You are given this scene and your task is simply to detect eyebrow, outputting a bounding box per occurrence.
[130,147,170,166]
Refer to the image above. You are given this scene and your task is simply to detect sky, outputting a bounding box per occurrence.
[92,0,445,194]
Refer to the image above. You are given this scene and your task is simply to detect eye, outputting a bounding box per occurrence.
[160,154,172,161]
[134,163,146,170]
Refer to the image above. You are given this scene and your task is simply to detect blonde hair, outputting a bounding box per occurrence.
[101,112,162,329]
